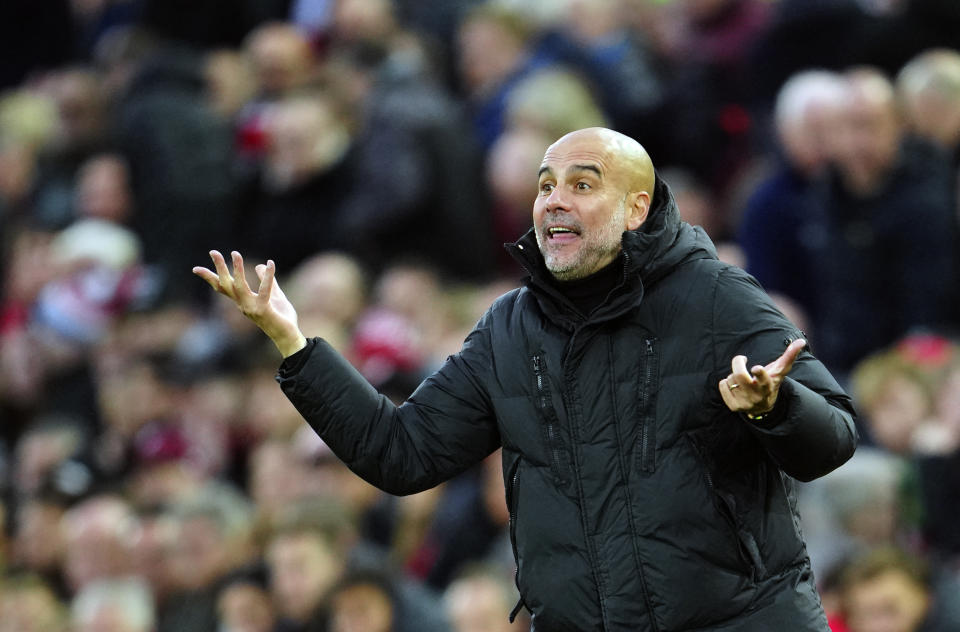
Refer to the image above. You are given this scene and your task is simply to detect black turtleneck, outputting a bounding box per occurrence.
[550,255,624,316]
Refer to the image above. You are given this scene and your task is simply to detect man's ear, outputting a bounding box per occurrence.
[625,191,650,231]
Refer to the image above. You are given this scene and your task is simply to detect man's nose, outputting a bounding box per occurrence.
[544,186,570,213]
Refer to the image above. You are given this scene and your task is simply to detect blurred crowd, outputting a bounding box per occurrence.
[1,0,960,631]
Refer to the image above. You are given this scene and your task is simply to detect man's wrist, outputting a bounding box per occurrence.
[274,332,308,358]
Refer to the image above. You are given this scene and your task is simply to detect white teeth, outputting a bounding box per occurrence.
[549,227,574,234]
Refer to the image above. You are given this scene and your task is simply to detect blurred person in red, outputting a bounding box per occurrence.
[236,22,317,163]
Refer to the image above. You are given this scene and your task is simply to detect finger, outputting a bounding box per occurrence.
[231,251,252,295]
[769,339,807,377]
[192,266,223,292]
[719,379,738,409]
[256,260,275,306]
[730,355,753,385]
[751,364,773,391]
[210,250,231,280]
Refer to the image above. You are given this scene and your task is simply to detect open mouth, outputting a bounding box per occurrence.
[546,225,581,241]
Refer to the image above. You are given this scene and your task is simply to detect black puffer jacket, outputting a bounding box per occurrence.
[277,176,857,631]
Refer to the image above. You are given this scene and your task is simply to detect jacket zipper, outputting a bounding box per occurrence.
[508,460,526,622]
[639,338,658,474]
[533,355,567,483]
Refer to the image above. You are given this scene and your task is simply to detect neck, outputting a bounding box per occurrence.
[550,256,624,316]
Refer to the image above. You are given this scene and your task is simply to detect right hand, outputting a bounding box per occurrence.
[193,250,307,357]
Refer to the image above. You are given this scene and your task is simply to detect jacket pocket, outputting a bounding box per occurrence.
[687,435,766,581]
[531,354,571,485]
[637,338,659,475]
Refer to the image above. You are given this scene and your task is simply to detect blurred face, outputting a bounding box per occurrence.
[75,155,132,222]
[834,83,902,194]
[457,18,523,95]
[167,516,229,591]
[781,100,843,175]
[329,584,394,632]
[12,500,65,571]
[218,583,275,632]
[265,99,345,190]
[268,533,342,622]
[533,134,632,280]
[446,579,514,632]
[845,571,930,632]
[0,586,63,632]
[247,27,312,97]
[867,375,929,454]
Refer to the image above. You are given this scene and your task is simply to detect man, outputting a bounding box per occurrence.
[738,69,847,318]
[803,68,958,374]
[195,127,857,630]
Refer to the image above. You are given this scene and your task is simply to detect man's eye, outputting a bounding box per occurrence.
[540,183,554,193]
[576,182,591,190]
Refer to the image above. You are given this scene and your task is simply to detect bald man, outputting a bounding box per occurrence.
[196,128,857,631]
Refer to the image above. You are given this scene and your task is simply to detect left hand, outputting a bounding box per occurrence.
[719,339,806,417]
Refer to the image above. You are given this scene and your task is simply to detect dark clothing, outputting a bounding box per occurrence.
[278,176,857,631]
[801,140,958,373]
[738,164,819,316]
[551,259,623,317]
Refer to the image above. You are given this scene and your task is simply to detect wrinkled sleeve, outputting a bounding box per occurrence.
[711,266,858,482]
[276,317,500,495]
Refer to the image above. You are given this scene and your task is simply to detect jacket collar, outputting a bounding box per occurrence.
[504,173,717,326]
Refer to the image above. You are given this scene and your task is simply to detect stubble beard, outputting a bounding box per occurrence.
[538,197,627,281]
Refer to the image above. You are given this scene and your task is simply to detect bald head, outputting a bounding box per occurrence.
[533,127,655,280]
[545,127,655,198]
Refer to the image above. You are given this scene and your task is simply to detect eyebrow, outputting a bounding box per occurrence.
[537,164,603,179]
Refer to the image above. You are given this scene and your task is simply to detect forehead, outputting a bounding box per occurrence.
[539,134,617,176]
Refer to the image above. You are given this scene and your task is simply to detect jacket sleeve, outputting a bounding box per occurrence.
[711,266,858,482]
[275,317,501,495]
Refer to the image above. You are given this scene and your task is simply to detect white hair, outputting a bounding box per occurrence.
[71,578,155,631]
[774,70,848,133]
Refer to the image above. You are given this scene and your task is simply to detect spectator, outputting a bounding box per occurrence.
[159,483,256,632]
[897,48,960,164]
[326,569,397,632]
[236,92,353,272]
[738,70,847,320]
[266,503,352,632]
[444,564,528,632]
[61,495,139,593]
[0,573,67,632]
[838,547,934,632]
[801,68,958,373]
[216,567,276,632]
[70,578,155,632]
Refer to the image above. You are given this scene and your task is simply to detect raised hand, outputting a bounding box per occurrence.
[719,339,806,418]
[193,250,307,357]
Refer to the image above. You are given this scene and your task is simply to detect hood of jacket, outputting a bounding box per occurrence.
[505,173,718,324]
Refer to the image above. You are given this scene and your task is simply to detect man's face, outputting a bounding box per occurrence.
[533,135,632,281]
